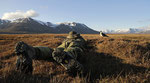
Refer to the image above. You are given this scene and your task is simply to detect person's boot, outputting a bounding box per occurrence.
[15,41,33,74]
[52,48,84,76]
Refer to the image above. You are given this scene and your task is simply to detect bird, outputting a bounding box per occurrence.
[99,31,108,37]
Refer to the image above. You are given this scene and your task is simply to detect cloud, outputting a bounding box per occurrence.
[2,10,39,20]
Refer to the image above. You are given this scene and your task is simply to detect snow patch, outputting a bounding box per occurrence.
[34,19,46,25]
[56,22,88,29]
[11,17,32,23]
[56,22,77,27]
[0,19,10,24]
[46,22,58,28]
[102,28,146,33]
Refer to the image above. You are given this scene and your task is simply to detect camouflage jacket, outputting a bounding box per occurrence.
[57,37,86,59]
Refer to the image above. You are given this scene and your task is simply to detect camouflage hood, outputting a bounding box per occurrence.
[66,31,81,39]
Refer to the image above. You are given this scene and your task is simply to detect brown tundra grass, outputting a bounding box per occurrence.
[0,34,150,83]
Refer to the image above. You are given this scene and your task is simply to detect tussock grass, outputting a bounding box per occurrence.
[0,34,150,83]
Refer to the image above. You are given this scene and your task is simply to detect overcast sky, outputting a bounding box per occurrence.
[0,0,150,31]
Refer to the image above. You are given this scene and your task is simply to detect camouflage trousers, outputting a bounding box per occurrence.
[15,41,84,75]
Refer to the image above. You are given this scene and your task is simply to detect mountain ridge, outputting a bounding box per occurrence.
[102,27,150,34]
[0,18,98,34]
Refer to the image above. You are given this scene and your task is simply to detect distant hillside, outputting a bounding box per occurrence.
[0,18,98,34]
[0,19,11,29]
[102,26,150,34]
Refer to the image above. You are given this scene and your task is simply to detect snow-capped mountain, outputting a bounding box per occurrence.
[0,18,56,33]
[0,19,10,25]
[0,17,98,34]
[102,28,149,34]
[55,22,96,33]
[137,26,150,33]
[0,19,11,29]
[11,17,56,27]
[2,17,150,34]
